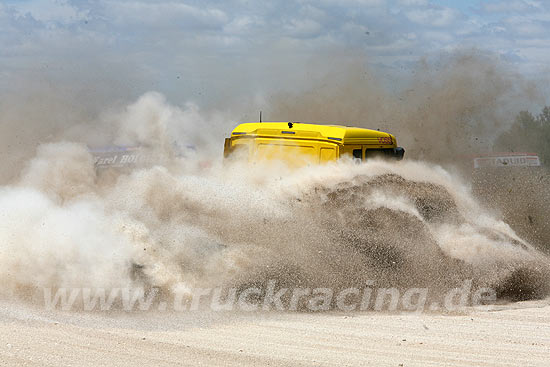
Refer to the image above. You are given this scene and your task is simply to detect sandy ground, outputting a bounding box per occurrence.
[0,299,549,367]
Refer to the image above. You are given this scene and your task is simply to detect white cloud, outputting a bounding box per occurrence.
[517,38,550,47]
[501,15,547,35]
[364,37,417,55]
[10,0,86,24]
[1,0,550,100]
[511,22,546,35]
[406,7,459,27]
[398,0,429,6]
[483,0,542,13]
[320,0,385,6]
[422,30,454,43]
[223,16,256,35]
[105,1,228,28]
[283,18,322,38]
[340,21,368,34]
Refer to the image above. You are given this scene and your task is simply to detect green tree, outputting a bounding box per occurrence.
[495,107,550,164]
[537,106,550,126]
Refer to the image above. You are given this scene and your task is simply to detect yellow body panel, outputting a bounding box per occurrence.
[224,122,402,166]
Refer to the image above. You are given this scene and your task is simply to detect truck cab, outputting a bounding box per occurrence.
[224,122,404,167]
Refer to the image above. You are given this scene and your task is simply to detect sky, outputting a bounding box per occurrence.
[1,0,549,106]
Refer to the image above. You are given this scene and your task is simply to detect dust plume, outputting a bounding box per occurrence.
[1,48,549,309]
[267,49,542,163]
[0,89,548,309]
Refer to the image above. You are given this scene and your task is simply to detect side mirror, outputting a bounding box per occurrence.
[223,138,232,158]
[394,147,405,160]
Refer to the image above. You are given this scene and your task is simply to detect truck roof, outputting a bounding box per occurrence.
[231,122,394,144]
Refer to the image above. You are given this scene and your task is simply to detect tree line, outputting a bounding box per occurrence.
[495,106,550,164]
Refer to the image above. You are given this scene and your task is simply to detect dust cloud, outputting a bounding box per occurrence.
[1,50,549,309]
[267,49,542,163]
[0,96,549,308]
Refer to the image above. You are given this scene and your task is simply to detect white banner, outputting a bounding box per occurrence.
[473,153,541,169]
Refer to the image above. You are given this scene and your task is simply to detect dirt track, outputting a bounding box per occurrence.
[1,299,549,366]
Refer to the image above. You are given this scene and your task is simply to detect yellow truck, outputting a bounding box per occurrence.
[224,122,404,167]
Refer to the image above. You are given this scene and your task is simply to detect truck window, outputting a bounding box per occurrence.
[365,149,391,160]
